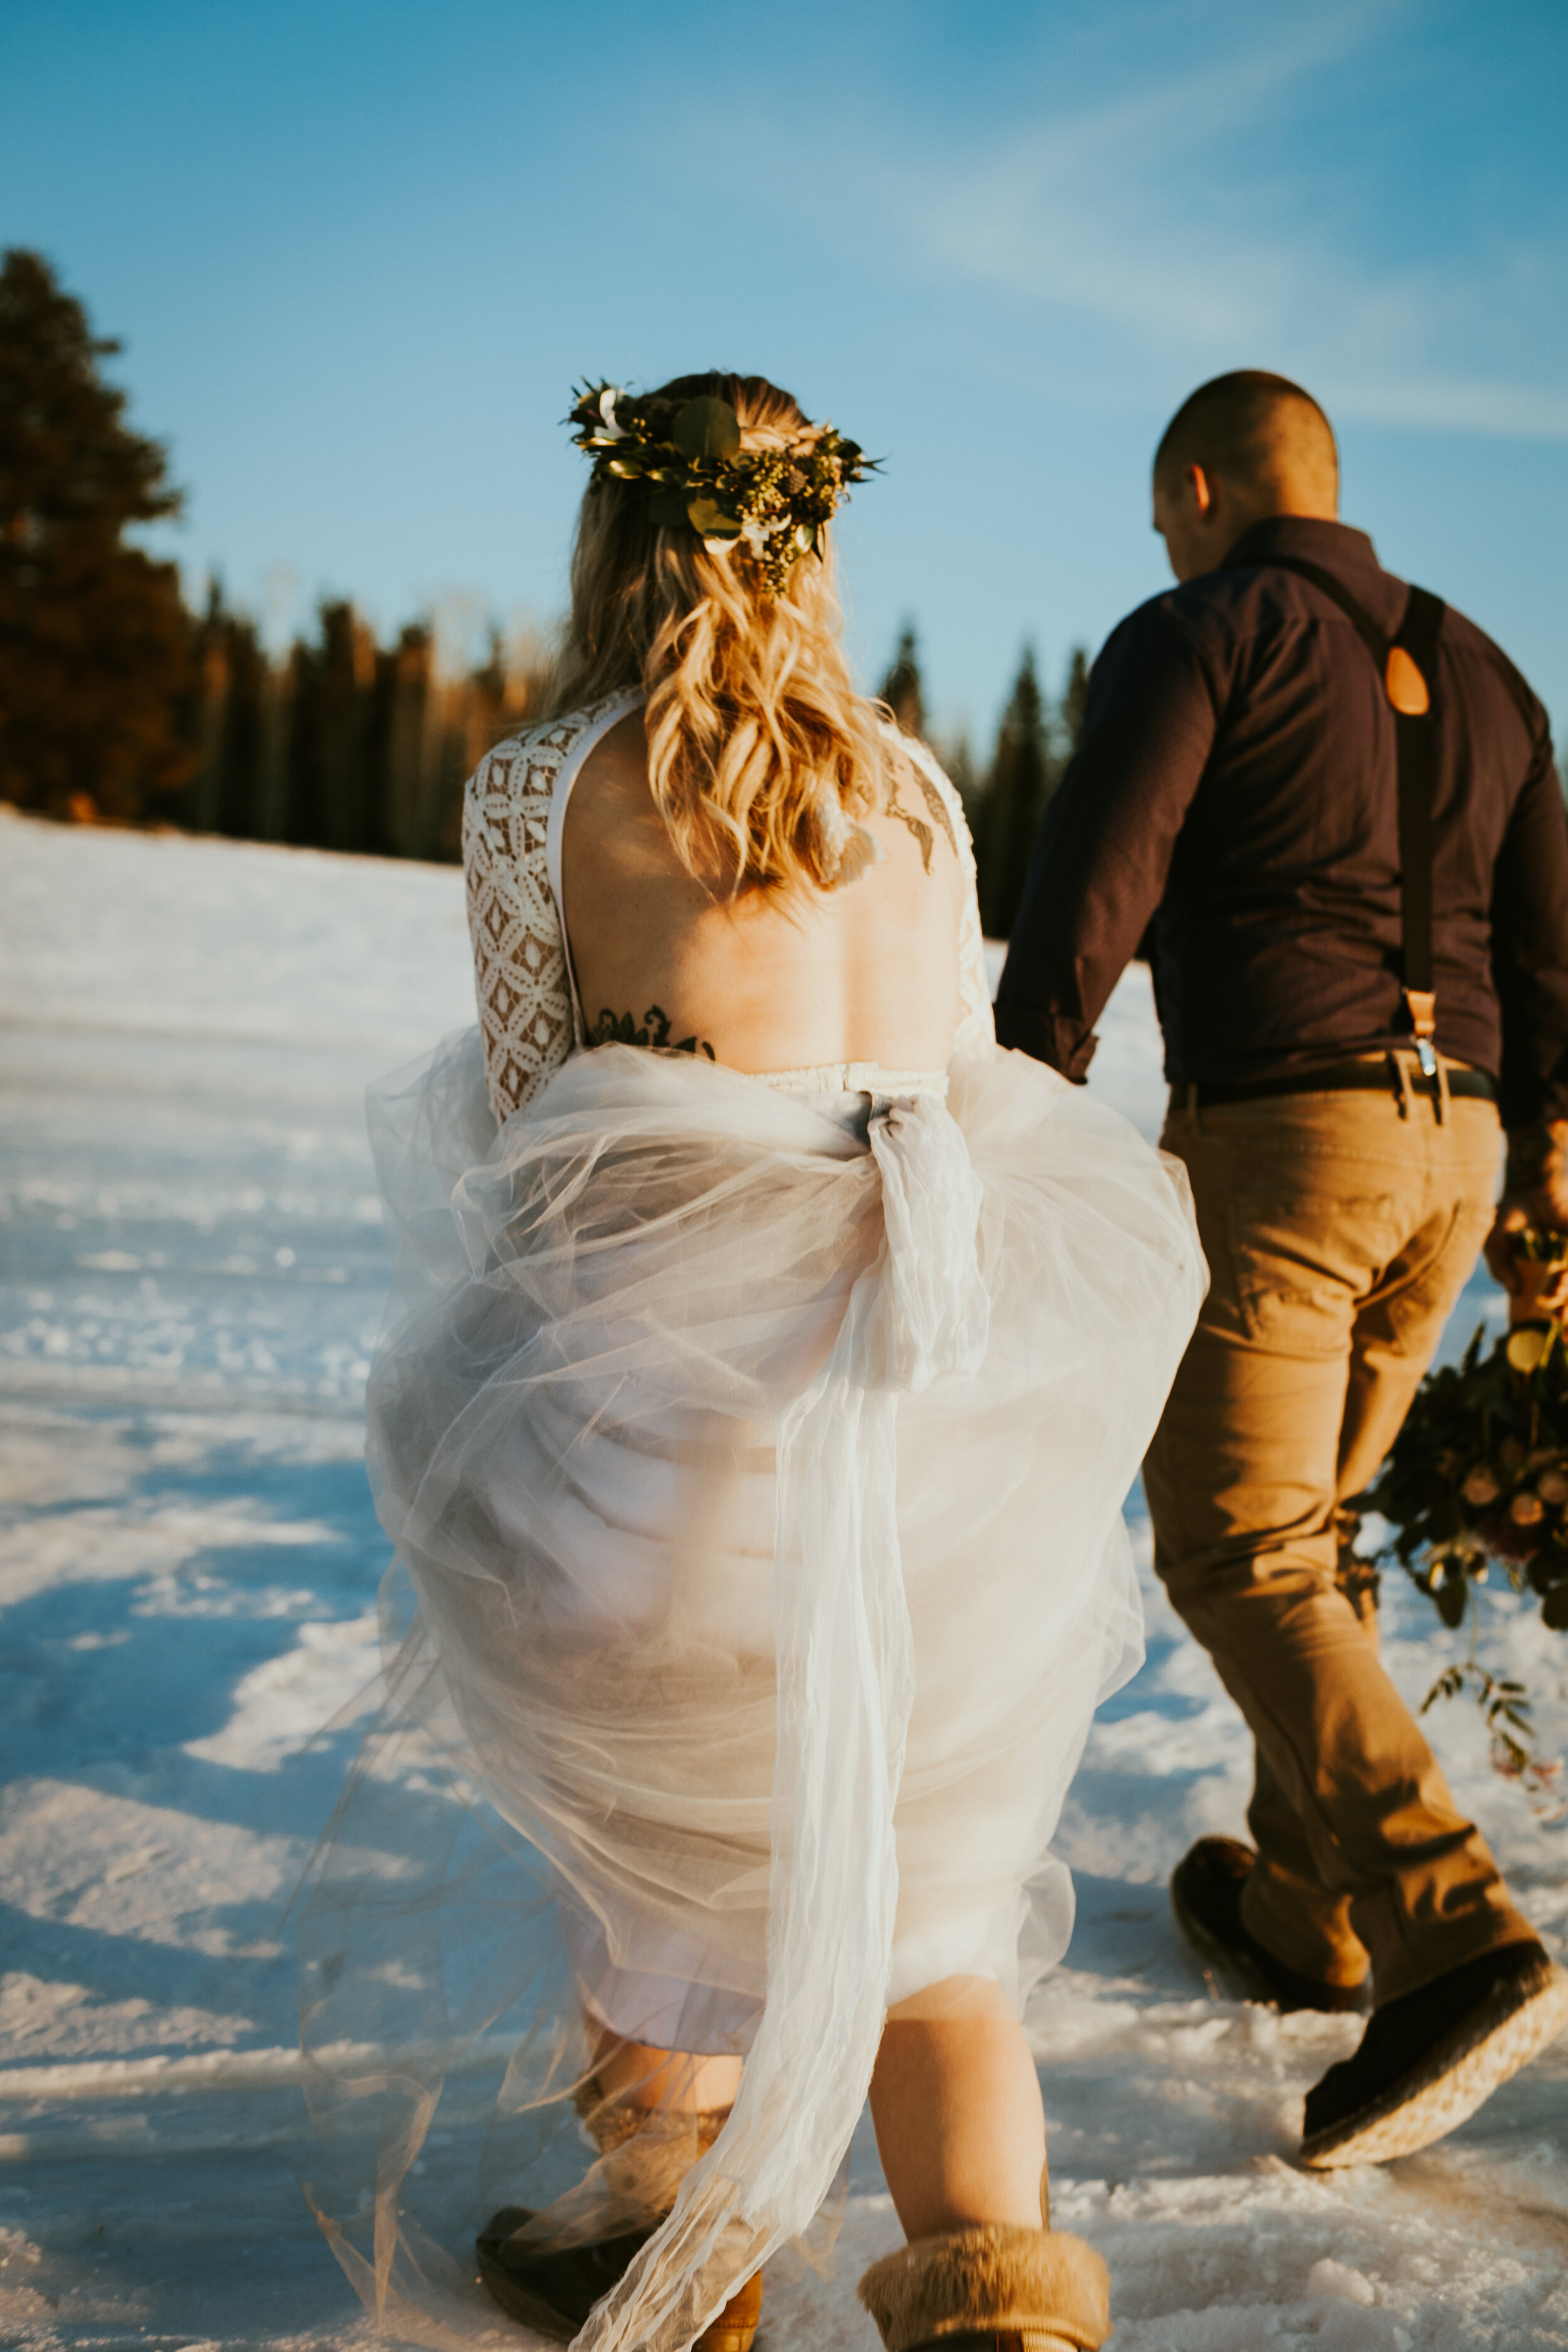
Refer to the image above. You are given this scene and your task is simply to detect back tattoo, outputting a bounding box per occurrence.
[590,1005,717,1059]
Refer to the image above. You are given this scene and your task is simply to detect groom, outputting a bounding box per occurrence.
[996,370,1568,2166]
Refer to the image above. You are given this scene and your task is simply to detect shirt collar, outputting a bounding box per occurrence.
[1221,515,1380,573]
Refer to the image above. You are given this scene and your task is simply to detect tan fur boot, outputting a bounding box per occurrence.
[857,2223,1110,2352]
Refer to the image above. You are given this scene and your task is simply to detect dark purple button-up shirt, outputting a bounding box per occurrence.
[994,516,1568,1129]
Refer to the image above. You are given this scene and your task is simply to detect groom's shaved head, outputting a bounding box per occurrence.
[1154,371,1338,509]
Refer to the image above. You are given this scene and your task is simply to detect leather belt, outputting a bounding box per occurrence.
[1184,1057,1496,1108]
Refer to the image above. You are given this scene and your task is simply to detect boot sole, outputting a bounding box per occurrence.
[477,2235,761,2351]
[477,2252,583,2341]
[904,2335,1083,2352]
[1300,1960,1568,2168]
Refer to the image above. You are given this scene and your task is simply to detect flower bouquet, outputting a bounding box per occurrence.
[1359,1230,1568,1785]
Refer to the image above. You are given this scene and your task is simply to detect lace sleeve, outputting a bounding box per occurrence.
[901,735,995,1061]
[462,726,578,1125]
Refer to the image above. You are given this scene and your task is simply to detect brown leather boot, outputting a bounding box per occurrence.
[477,2084,761,2349]
[858,2222,1111,2352]
[477,2211,761,2351]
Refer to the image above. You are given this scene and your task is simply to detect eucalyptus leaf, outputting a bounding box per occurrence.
[687,496,741,539]
[672,396,741,463]
[647,488,693,532]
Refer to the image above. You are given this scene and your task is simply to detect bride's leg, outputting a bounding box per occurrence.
[869,1975,1046,2238]
[861,1979,1110,2351]
[587,2027,743,2117]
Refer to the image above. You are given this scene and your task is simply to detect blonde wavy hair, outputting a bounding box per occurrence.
[543,371,891,895]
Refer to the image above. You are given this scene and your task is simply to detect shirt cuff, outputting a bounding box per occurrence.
[992,1000,1096,1081]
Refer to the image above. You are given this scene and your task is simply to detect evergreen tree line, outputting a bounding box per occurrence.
[179,588,546,861]
[877,626,1089,939]
[0,248,549,861]
[3,246,1089,918]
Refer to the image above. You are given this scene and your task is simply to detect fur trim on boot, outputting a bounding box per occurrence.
[857,2224,1110,2352]
[573,2067,729,2160]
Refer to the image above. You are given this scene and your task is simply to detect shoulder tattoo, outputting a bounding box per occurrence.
[884,761,957,875]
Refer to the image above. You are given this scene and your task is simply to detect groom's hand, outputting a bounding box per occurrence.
[1485,1119,1568,1308]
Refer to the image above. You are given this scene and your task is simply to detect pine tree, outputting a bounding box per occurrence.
[283,600,381,850]
[877,622,925,738]
[976,647,1052,939]
[187,579,230,833]
[0,249,193,818]
[1061,645,1090,758]
[941,734,982,834]
[213,605,268,840]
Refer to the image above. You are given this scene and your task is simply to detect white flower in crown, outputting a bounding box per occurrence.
[596,387,628,442]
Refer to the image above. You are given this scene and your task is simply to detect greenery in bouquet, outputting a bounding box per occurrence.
[1359,1231,1568,1792]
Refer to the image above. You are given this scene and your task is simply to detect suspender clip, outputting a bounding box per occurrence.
[1403,988,1438,1079]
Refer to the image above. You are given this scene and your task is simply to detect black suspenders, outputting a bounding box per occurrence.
[1264,555,1447,1078]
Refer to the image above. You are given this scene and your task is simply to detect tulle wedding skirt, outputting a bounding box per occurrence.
[300,1036,1204,2351]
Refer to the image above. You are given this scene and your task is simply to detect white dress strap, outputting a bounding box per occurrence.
[894,728,994,1062]
[462,691,640,1126]
[544,689,645,1049]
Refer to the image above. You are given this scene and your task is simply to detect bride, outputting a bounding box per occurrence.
[300,372,1204,2352]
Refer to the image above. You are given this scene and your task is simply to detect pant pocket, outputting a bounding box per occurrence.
[1377,1195,1497,1357]
[1227,1192,1401,1353]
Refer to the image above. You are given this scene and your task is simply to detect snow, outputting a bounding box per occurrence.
[3,803,1566,2350]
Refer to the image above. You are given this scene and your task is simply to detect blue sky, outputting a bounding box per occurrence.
[3,0,1565,750]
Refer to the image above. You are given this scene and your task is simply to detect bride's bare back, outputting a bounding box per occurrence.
[562,711,965,1073]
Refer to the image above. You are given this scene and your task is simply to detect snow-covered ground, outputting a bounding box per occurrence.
[2,805,1565,2351]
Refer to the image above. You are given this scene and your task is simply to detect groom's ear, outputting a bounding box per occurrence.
[1151,462,1217,526]
[1184,464,1215,518]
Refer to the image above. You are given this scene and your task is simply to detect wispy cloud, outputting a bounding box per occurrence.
[1326,376,1568,440]
[844,3,1568,442]
[909,12,1381,341]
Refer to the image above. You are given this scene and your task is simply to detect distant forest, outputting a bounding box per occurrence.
[1,248,1088,931]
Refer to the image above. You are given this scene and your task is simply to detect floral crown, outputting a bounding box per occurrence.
[566,381,876,593]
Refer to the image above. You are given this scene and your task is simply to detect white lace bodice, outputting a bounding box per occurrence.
[462,694,995,1125]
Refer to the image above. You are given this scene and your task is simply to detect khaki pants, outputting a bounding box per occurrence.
[1143,1075,1536,2004]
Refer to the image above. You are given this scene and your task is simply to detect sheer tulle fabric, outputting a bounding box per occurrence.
[300,1034,1203,2350]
